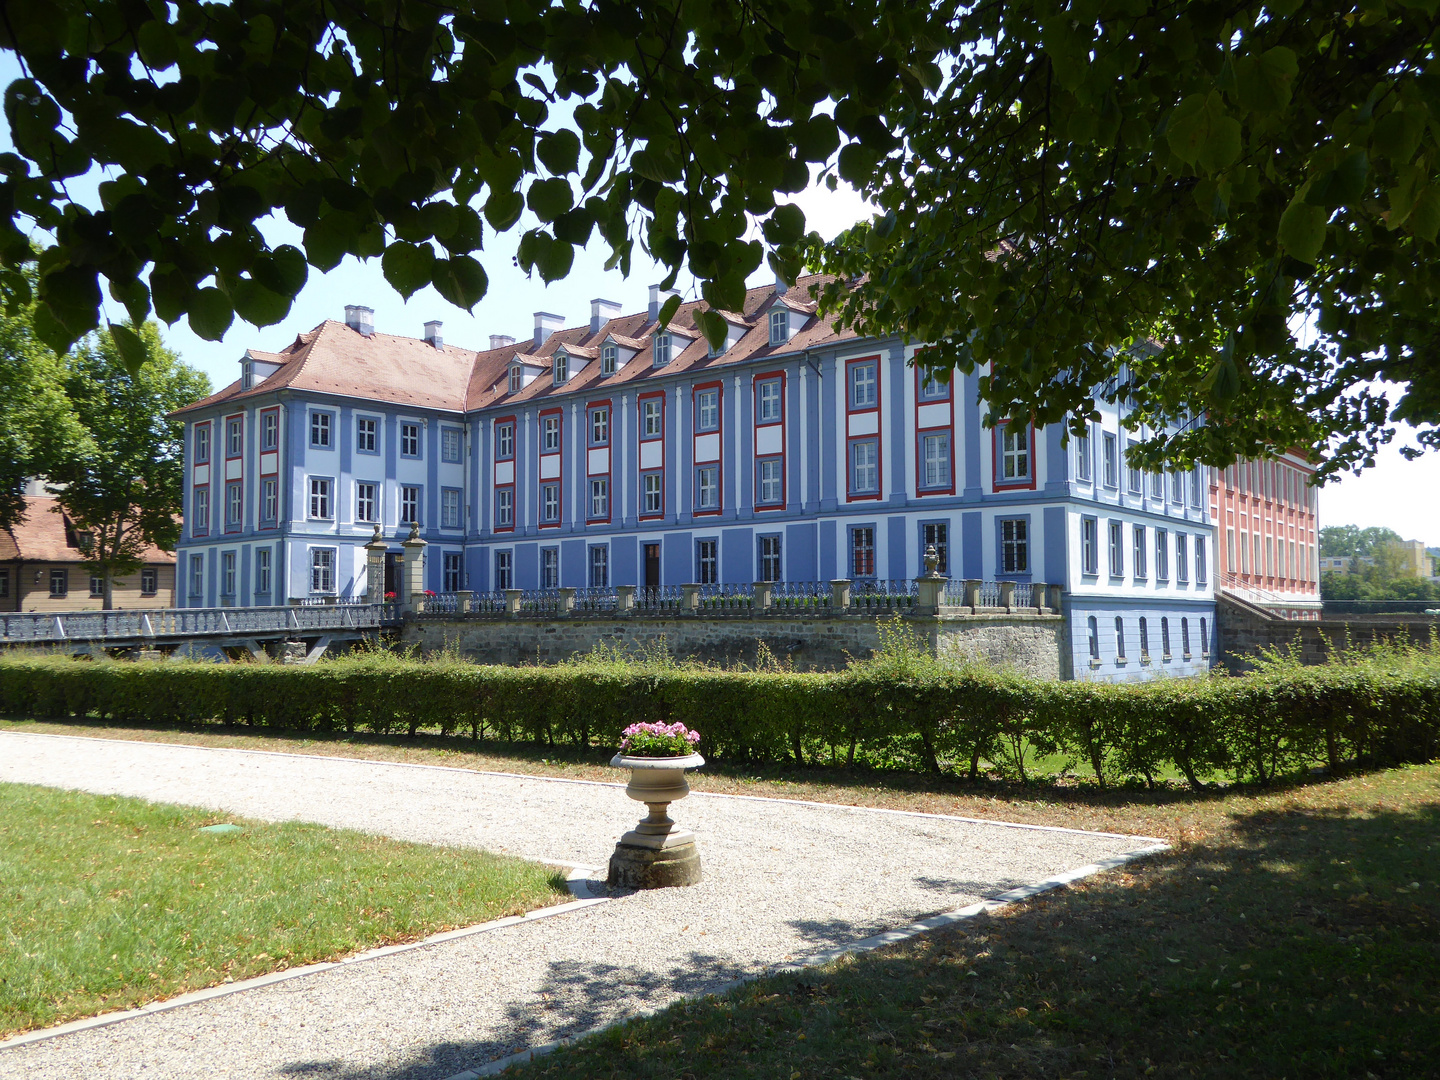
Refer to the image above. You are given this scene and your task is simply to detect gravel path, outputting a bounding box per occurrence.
[0,731,1160,1080]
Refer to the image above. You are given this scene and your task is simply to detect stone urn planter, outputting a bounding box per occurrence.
[608,752,705,889]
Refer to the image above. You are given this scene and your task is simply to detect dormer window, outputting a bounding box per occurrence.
[653,333,671,367]
[508,364,522,394]
[553,352,569,386]
[769,308,789,346]
[601,343,617,375]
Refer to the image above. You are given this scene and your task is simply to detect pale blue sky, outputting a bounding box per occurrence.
[2,55,1436,545]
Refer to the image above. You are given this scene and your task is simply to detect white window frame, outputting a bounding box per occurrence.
[922,432,950,488]
[642,472,663,515]
[400,484,420,525]
[758,458,783,504]
[441,487,461,529]
[850,361,876,409]
[851,439,879,494]
[1133,525,1147,579]
[1156,528,1170,581]
[542,415,561,452]
[1000,518,1028,574]
[189,554,203,596]
[310,412,331,449]
[255,548,271,596]
[1000,424,1030,481]
[1102,432,1117,487]
[508,365,522,394]
[400,422,421,458]
[1081,516,1099,575]
[441,426,462,463]
[356,481,377,523]
[697,538,718,584]
[541,547,559,589]
[310,548,335,594]
[588,545,609,587]
[443,551,463,592]
[759,534,782,582]
[600,343,617,375]
[1108,520,1124,576]
[356,416,377,453]
[589,477,609,519]
[1076,430,1092,482]
[309,477,332,520]
[590,407,609,445]
[494,487,513,528]
[643,399,663,437]
[758,379,782,422]
[1176,532,1189,583]
[697,389,719,431]
[553,352,569,385]
[653,333,671,367]
[495,550,513,590]
[221,551,236,597]
[696,465,719,510]
[496,422,515,458]
[541,482,560,523]
[769,308,788,345]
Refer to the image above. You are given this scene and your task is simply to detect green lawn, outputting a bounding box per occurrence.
[0,783,568,1037]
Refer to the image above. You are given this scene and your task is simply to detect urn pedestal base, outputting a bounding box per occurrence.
[608,840,702,889]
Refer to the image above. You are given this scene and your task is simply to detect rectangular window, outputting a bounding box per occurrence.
[1126,441,1141,493]
[1115,616,1126,660]
[1076,430,1091,482]
[140,567,158,596]
[495,550,513,590]
[441,427,462,463]
[921,432,950,489]
[642,472,663,515]
[769,307,789,345]
[696,465,719,510]
[922,522,949,576]
[541,482,560,523]
[261,411,278,451]
[226,417,243,458]
[553,352,568,385]
[260,478,278,525]
[494,487,513,528]
[601,343,617,375]
[653,333,671,367]
[356,416,377,453]
[588,545,609,587]
[696,389,719,431]
[194,423,210,464]
[1196,536,1208,584]
[590,477,609,519]
[496,422,515,458]
[1103,433,1117,487]
[1190,467,1202,506]
[90,574,105,598]
[541,547,559,589]
[758,458,783,504]
[1109,520,1124,576]
[851,527,875,577]
[309,478,331,519]
[1170,469,1183,503]
[310,412,331,448]
[919,369,948,401]
[225,481,243,527]
[849,361,877,409]
[850,439,879,495]
[1088,616,1100,660]
[1133,525,1147,579]
[1150,470,1164,500]
[442,488,461,528]
[189,554,203,597]
[757,379,782,422]
[1177,532,1189,583]
[255,549,270,596]
[355,482,377,523]
[1139,617,1151,660]
[192,486,210,536]
[590,407,609,445]
[1156,528,1170,581]
[221,551,236,597]
[1081,516,1099,575]
[1000,518,1028,574]
[1182,617,1191,656]
[443,551,463,592]
[310,548,335,593]
[1227,527,1236,575]
[542,415,560,452]
[401,485,420,525]
[1000,424,1029,481]
[400,422,420,458]
[697,538,718,584]
[643,399,663,437]
[759,535,782,582]
[508,365,522,394]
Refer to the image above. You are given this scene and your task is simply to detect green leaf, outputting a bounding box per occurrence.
[1307,151,1369,207]
[1278,197,1327,264]
[108,322,148,376]
[657,293,682,328]
[1406,185,1440,242]
[108,276,152,326]
[484,189,525,231]
[1232,47,1298,114]
[431,255,488,309]
[1372,105,1428,165]
[381,241,436,300]
[536,130,581,175]
[230,279,291,326]
[303,214,358,272]
[136,20,179,70]
[188,286,234,341]
[251,245,308,299]
[764,203,807,246]
[527,177,574,223]
[1041,17,1090,93]
[697,308,727,351]
[534,236,573,282]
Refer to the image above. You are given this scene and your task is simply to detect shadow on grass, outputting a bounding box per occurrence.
[272,786,1439,1080]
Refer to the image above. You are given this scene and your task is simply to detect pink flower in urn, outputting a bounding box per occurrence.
[618,721,701,757]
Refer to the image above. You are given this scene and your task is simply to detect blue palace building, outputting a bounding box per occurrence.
[172,274,1217,681]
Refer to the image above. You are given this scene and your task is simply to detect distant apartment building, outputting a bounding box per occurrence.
[1209,454,1321,619]
[1320,539,1432,579]
[0,495,176,611]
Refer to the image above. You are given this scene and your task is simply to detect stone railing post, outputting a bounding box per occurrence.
[401,522,427,614]
[1046,583,1064,613]
[753,581,774,611]
[915,577,943,615]
[829,579,851,611]
[1030,582,1047,611]
[998,581,1017,611]
[364,524,388,600]
[504,589,523,615]
[964,579,981,609]
[616,585,636,613]
[557,587,576,614]
[455,590,473,615]
[681,583,701,612]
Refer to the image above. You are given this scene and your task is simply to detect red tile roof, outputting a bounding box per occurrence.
[0,497,175,564]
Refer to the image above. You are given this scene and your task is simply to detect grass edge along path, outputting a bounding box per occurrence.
[496,761,1440,1080]
[0,783,570,1039]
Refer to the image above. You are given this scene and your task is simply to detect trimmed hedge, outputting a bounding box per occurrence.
[2,645,1437,788]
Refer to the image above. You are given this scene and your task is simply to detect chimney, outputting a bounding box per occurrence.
[423,320,443,350]
[590,298,622,335]
[344,305,374,336]
[648,284,681,324]
[489,334,516,351]
[533,311,565,349]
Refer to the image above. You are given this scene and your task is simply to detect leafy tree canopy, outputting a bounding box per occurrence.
[0,0,942,366]
[814,0,1440,479]
[1319,523,1405,556]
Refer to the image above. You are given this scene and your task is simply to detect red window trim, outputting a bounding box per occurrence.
[538,406,564,530]
[752,370,786,510]
[637,391,667,521]
[913,366,955,496]
[912,351,953,405]
[224,412,245,462]
[493,414,518,461]
[193,420,212,467]
[223,479,243,535]
[692,380,724,434]
[586,398,613,448]
[638,468,665,521]
[692,381,724,516]
[845,356,881,503]
[492,483,516,534]
[992,419,1037,492]
[258,407,281,466]
[258,475,279,532]
[583,399,613,525]
[191,484,210,537]
[586,474,613,526]
[638,389,666,441]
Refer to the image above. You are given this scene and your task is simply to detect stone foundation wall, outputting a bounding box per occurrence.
[1217,594,1440,671]
[401,612,1067,678]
